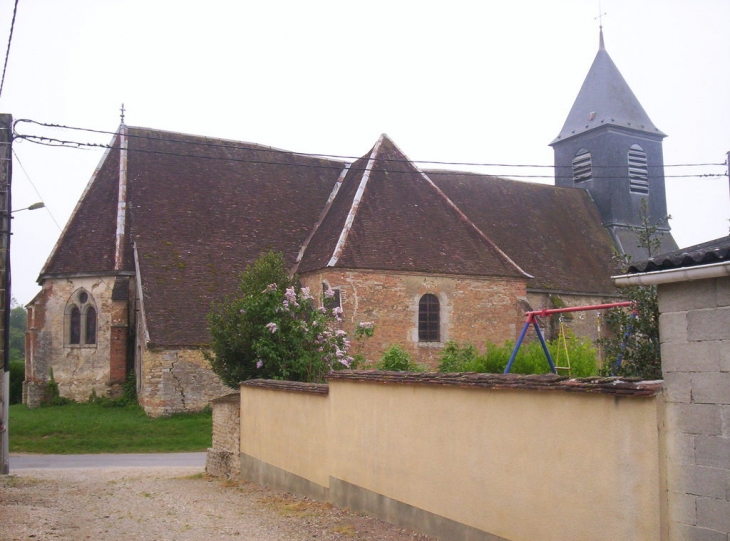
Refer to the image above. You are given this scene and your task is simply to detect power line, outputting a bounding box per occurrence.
[12,149,62,231]
[13,118,727,170]
[13,133,727,181]
[0,0,19,100]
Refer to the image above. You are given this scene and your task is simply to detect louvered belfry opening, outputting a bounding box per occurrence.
[572,148,593,183]
[418,294,440,342]
[628,144,649,194]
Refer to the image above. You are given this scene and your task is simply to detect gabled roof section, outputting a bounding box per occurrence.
[125,127,346,346]
[551,31,665,144]
[428,171,619,295]
[39,133,131,278]
[297,135,529,279]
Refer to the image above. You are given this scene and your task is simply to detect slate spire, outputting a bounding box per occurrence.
[551,30,664,144]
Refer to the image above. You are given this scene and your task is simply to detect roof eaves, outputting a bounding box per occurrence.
[327,134,386,267]
[133,241,151,345]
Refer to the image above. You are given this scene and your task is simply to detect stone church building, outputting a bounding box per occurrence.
[24,31,676,415]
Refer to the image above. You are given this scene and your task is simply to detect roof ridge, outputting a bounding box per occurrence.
[126,125,348,163]
[326,134,386,267]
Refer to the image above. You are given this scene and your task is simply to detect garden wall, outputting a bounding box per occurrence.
[238,372,663,541]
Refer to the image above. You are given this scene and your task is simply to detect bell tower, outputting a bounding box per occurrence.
[550,29,677,260]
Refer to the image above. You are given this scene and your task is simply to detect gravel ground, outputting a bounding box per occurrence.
[1,467,436,541]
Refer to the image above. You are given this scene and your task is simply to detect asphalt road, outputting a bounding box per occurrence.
[8,452,206,470]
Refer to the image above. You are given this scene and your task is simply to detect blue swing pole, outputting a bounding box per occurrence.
[503,301,634,375]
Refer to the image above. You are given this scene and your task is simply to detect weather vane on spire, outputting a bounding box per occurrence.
[595,1,607,50]
[120,103,126,125]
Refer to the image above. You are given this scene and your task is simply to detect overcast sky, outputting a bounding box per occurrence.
[1,0,729,305]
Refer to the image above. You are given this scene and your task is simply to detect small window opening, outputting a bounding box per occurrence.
[418,294,440,342]
[322,282,341,310]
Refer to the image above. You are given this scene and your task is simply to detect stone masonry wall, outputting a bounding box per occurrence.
[137,344,230,417]
[301,269,527,368]
[24,276,116,405]
[659,276,730,540]
[206,392,241,479]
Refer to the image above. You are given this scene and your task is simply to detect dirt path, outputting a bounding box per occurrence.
[1,467,435,541]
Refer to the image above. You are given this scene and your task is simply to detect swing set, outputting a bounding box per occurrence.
[503,301,636,375]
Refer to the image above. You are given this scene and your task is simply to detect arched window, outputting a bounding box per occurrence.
[418,294,440,342]
[85,307,97,345]
[572,148,592,183]
[70,307,81,344]
[66,289,97,346]
[628,144,649,194]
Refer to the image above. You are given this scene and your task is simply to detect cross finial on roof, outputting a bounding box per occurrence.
[595,2,607,51]
[120,103,126,125]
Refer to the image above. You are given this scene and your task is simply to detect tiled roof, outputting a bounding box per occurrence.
[124,128,346,346]
[40,127,619,348]
[428,171,618,294]
[40,141,131,277]
[297,135,528,279]
[627,235,730,273]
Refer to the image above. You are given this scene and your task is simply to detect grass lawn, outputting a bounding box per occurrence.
[8,402,212,454]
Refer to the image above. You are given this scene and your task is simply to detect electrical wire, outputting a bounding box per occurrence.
[12,148,62,231]
[0,0,19,100]
[13,118,727,171]
[13,132,727,181]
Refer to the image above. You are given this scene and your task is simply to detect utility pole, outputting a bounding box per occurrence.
[0,113,12,475]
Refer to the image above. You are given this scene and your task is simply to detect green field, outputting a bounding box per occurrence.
[8,403,212,454]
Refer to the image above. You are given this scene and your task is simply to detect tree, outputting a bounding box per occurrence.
[9,299,26,364]
[206,252,353,387]
[599,200,668,379]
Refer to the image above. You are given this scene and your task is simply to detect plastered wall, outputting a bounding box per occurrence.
[238,375,663,541]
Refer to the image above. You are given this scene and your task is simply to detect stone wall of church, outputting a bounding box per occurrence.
[24,276,115,406]
[300,270,527,369]
[136,344,230,417]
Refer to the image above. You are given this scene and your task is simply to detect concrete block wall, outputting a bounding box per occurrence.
[659,276,730,540]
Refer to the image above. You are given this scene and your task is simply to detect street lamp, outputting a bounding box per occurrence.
[12,202,44,213]
[1,200,45,474]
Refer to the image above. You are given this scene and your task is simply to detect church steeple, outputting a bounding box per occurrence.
[551,33,665,145]
[550,30,676,260]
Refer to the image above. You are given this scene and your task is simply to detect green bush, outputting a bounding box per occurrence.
[438,335,599,377]
[377,345,424,372]
[206,251,353,386]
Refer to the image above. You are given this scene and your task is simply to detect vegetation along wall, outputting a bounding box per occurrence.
[238,372,663,541]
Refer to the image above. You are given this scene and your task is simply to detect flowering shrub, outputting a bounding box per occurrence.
[206,252,353,387]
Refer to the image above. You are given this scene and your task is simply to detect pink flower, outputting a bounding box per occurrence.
[324,287,336,299]
[263,283,278,293]
[256,360,263,369]
[266,322,278,333]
